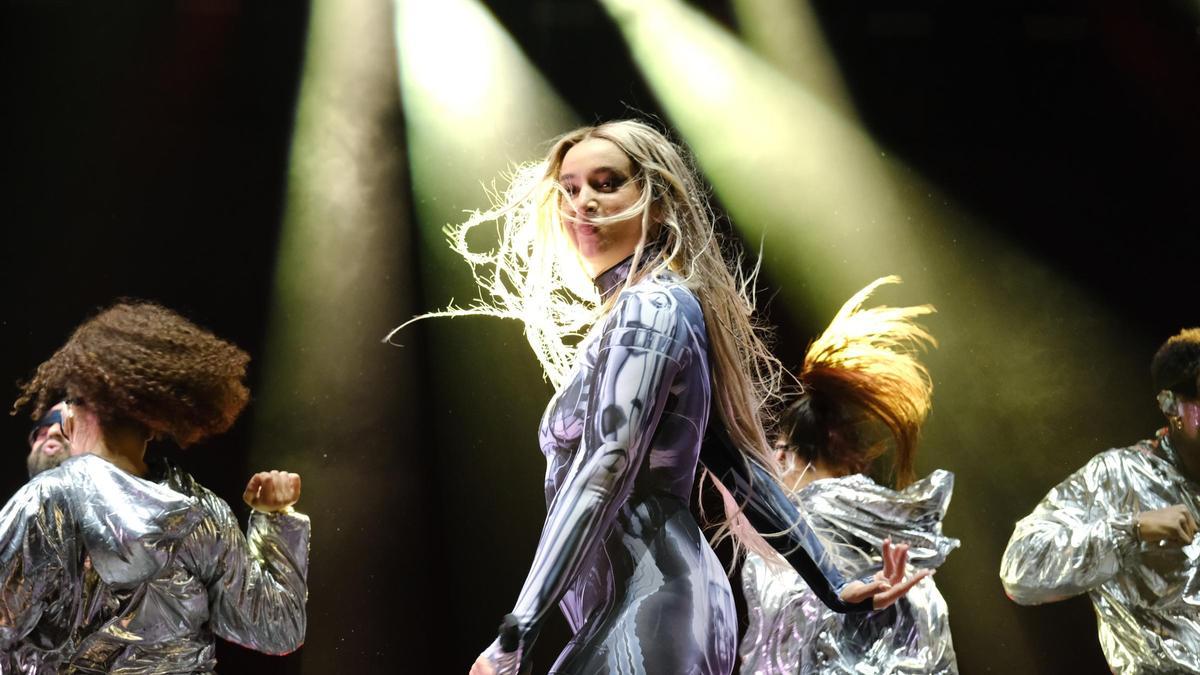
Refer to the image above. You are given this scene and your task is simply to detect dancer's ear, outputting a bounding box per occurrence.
[63,401,104,456]
[1158,390,1178,418]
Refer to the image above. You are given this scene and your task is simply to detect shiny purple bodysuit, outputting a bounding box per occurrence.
[484,255,867,675]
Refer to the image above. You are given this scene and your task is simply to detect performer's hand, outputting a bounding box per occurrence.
[469,657,496,675]
[1136,504,1197,545]
[243,470,302,513]
[839,539,934,610]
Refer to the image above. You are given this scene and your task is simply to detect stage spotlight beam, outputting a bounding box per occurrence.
[601,0,916,311]
[393,0,579,661]
[253,0,425,668]
[391,0,577,488]
[731,0,856,117]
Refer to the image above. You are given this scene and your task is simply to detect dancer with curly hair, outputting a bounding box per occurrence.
[392,119,929,675]
[1,301,309,674]
[739,277,959,674]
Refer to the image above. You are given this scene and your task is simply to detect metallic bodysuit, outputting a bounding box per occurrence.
[485,255,865,675]
[1001,431,1200,674]
[0,454,310,673]
[740,470,959,674]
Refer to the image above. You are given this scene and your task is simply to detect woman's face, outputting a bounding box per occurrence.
[558,137,646,278]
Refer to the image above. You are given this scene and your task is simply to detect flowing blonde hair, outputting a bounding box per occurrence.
[388,119,787,533]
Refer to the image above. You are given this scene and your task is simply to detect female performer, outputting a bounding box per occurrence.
[1,301,309,673]
[393,119,928,675]
[739,277,959,674]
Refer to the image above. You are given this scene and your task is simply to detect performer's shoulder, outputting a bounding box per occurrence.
[618,271,702,320]
[28,454,117,492]
[155,461,234,524]
[1080,441,1157,474]
[183,477,234,520]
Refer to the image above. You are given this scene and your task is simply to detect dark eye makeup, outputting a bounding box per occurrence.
[558,167,629,198]
[593,170,626,192]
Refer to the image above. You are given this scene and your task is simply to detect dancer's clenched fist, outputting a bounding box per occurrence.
[1136,504,1197,545]
[243,470,302,513]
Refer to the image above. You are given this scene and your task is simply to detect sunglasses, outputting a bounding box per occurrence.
[27,408,65,446]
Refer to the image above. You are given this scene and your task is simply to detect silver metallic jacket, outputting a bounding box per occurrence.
[740,470,960,674]
[0,454,310,674]
[1001,431,1200,674]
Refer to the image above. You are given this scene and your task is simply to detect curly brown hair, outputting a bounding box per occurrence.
[13,301,250,447]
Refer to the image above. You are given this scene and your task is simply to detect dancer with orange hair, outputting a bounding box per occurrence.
[740,277,960,674]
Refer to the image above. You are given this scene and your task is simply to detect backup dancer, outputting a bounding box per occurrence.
[1001,328,1200,673]
[739,277,959,674]
[1,301,309,673]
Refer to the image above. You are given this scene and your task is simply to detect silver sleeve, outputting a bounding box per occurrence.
[179,488,311,655]
[0,477,75,660]
[1000,452,1140,605]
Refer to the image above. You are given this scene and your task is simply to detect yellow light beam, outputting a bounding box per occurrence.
[601,0,918,313]
[731,0,857,118]
[252,0,423,668]
[392,0,580,657]
[391,0,577,480]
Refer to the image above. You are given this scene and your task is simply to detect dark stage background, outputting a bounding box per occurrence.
[1,1,1197,673]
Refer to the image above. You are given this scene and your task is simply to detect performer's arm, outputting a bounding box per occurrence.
[181,480,310,655]
[701,428,873,613]
[481,288,691,674]
[1000,452,1139,605]
[0,478,72,661]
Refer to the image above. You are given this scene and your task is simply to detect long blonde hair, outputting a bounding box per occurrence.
[388,119,787,535]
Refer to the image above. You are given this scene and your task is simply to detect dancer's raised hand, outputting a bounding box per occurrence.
[839,538,933,610]
[243,470,302,513]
